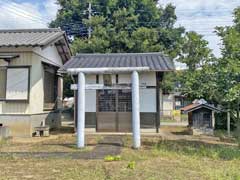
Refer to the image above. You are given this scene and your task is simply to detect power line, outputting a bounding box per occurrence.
[0,2,48,25]
[91,3,239,12]
[0,0,236,27]
[3,0,53,22]
[0,2,48,24]
[0,6,47,25]
[62,19,233,27]
[62,21,230,33]
[1,0,233,35]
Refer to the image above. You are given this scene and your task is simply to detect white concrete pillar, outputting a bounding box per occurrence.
[212,111,215,129]
[77,72,85,148]
[131,71,141,149]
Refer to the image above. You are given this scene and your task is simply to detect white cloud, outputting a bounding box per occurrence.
[0,0,59,29]
[43,0,59,22]
[0,0,239,59]
[159,0,239,57]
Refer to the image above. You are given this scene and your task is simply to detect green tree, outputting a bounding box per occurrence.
[50,0,185,57]
[177,8,240,131]
[178,31,213,71]
[175,31,215,101]
[51,0,186,98]
[214,8,240,127]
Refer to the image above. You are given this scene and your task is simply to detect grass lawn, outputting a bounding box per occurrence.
[0,132,240,180]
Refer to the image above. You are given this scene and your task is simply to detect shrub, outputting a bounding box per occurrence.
[127,161,136,169]
[104,155,121,162]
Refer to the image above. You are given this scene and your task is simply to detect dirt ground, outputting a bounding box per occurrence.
[0,127,240,180]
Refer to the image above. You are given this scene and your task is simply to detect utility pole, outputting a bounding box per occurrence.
[88,2,92,39]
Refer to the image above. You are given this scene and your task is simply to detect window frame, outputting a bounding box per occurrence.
[43,64,58,111]
[0,66,31,103]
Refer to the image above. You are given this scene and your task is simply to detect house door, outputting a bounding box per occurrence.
[97,89,132,132]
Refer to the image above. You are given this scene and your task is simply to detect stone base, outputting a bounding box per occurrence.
[0,111,61,137]
[191,128,214,135]
[34,126,50,137]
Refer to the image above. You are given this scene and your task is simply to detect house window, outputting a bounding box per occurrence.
[103,74,112,86]
[43,65,57,110]
[0,66,30,101]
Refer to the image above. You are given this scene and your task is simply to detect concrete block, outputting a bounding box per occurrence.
[43,130,49,137]
[34,126,50,137]
[0,126,11,138]
[191,128,213,135]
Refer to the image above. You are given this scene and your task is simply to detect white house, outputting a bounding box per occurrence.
[0,28,71,137]
[60,53,174,148]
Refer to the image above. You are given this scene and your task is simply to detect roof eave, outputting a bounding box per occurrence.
[183,104,221,113]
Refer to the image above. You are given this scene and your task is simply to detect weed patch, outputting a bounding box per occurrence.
[104,155,121,162]
[154,140,240,160]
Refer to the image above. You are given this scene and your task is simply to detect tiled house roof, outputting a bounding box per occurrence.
[0,28,65,47]
[61,52,175,72]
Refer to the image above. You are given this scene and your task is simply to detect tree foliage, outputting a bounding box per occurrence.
[178,31,213,71]
[51,1,239,127]
[176,8,240,129]
[50,0,184,58]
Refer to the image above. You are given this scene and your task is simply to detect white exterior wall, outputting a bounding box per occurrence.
[162,94,174,116]
[85,74,97,84]
[85,75,97,112]
[29,53,45,114]
[85,90,96,112]
[84,72,157,113]
[139,72,156,86]
[118,74,131,84]
[98,74,116,84]
[0,52,32,114]
[0,45,64,115]
[118,72,157,113]
[0,52,45,115]
[140,89,156,112]
[33,46,63,67]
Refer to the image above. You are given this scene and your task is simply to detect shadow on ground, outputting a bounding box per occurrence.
[0,136,123,160]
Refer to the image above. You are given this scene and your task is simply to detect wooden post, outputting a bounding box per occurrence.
[156,72,163,133]
[57,73,63,109]
[74,90,77,132]
[159,81,163,128]
[156,73,160,133]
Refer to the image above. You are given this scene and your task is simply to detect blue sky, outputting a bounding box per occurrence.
[0,0,239,63]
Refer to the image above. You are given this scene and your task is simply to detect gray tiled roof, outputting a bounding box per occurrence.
[0,28,65,47]
[61,53,174,72]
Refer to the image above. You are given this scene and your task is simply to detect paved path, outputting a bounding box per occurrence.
[161,122,188,126]
[0,136,123,160]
